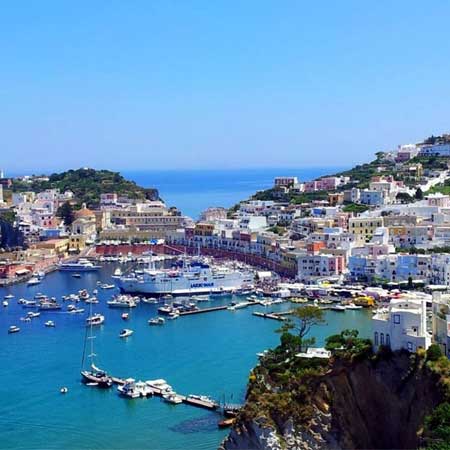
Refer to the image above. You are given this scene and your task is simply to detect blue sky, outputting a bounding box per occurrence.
[1,1,450,173]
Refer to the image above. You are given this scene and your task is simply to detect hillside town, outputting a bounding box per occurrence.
[3,136,450,360]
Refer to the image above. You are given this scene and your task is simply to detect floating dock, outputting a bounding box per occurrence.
[179,305,228,316]
[252,311,286,321]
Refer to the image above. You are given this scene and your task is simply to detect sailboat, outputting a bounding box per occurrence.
[81,301,113,388]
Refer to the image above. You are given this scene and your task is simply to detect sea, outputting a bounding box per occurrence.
[0,167,371,450]
[0,265,372,450]
[122,167,343,218]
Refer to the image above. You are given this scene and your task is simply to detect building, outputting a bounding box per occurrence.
[372,297,431,352]
[297,254,345,281]
[419,143,450,157]
[274,177,298,188]
[349,217,384,242]
[426,193,450,208]
[0,184,3,204]
[432,292,450,358]
[199,207,228,221]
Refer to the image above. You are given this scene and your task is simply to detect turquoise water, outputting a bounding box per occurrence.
[0,264,371,450]
[123,168,342,218]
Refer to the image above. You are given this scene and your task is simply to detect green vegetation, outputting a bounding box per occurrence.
[325,329,373,361]
[0,209,16,225]
[241,306,329,428]
[267,225,287,236]
[342,203,369,214]
[396,246,450,255]
[409,155,449,171]
[11,168,159,208]
[428,178,450,196]
[57,202,75,226]
[396,192,414,204]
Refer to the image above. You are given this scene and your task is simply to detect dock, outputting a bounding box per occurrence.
[252,311,286,321]
[108,376,222,411]
[179,305,228,316]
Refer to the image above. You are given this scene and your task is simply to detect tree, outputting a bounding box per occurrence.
[426,344,443,362]
[57,202,75,226]
[277,306,325,351]
[415,187,424,200]
[396,192,413,204]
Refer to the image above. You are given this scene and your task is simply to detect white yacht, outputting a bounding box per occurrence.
[86,314,105,326]
[107,295,137,308]
[27,277,41,286]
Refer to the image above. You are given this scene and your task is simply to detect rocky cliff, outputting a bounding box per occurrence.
[221,350,446,450]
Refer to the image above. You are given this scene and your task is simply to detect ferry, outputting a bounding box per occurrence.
[59,259,101,272]
[118,260,253,296]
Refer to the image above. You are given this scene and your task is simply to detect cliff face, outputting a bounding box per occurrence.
[221,351,444,450]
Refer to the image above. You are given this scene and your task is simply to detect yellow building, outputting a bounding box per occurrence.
[69,235,87,252]
[33,238,69,256]
[348,217,384,242]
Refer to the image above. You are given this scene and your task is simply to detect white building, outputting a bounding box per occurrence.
[0,184,3,204]
[372,297,431,352]
[419,143,450,157]
[238,215,267,232]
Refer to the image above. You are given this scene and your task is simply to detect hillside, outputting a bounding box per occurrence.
[11,168,160,208]
[221,334,450,450]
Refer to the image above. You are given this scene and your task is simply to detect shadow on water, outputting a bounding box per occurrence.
[170,414,219,434]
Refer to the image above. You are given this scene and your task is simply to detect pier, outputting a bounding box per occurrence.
[179,305,228,316]
[107,375,223,412]
[252,311,286,321]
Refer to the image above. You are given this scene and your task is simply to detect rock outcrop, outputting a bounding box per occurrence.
[221,351,445,450]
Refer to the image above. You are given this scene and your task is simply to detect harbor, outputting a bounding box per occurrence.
[0,262,372,450]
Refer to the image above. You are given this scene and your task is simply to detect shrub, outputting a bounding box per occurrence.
[427,344,444,362]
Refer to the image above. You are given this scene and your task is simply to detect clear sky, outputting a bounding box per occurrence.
[1,1,450,173]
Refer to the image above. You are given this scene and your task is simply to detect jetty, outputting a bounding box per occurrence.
[179,305,228,316]
[252,311,286,321]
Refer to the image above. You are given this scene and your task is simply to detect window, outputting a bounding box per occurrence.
[407,342,413,352]
[393,314,400,324]
[380,333,385,345]
[374,332,379,346]
[386,334,390,347]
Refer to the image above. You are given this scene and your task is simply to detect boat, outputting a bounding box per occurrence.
[27,277,41,286]
[345,303,363,310]
[168,311,179,320]
[85,298,99,304]
[8,325,20,334]
[21,300,38,308]
[331,305,346,312]
[163,393,183,404]
[72,273,81,278]
[79,290,89,300]
[81,302,112,388]
[45,320,55,327]
[218,418,236,428]
[86,314,105,326]
[118,379,153,398]
[26,311,40,318]
[121,313,129,320]
[107,295,137,308]
[119,329,133,338]
[118,258,254,296]
[34,293,47,300]
[148,317,165,326]
[2,301,8,307]
[141,297,159,304]
[39,301,62,311]
[59,259,101,272]
[4,294,14,299]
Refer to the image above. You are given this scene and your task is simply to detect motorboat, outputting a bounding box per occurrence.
[8,325,20,334]
[118,379,153,398]
[26,311,40,318]
[331,305,346,312]
[39,301,62,311]
[45,320,55,327]
[107,295,137,308]
[72,273,81,278]
[85,298,99,304]
[27,277,41,286]
[121,312,129,320]
[345,303,363,310]
[4,294,14,300]
[141,297,158,304]
[163,393,183,404]
[148,317,165,326]
[2,301,8,307]
[168,311,179,320]
[79,290,89,300]
[101,284,116,290]
[21,300,38,308]
[86,314,105,326]
[68,307,85,314]
[119,329,133,338]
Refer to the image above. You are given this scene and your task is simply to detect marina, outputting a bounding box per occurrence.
[0,262,372,450]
